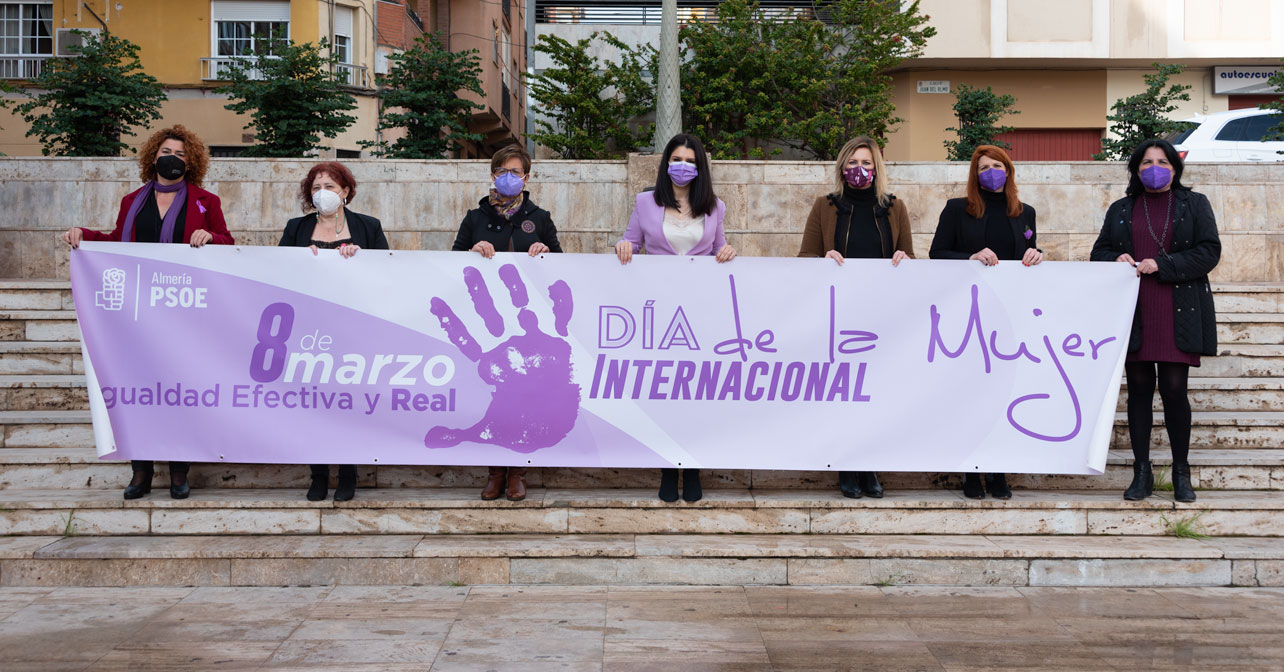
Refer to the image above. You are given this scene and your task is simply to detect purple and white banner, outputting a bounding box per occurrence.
[71,242,1138,474]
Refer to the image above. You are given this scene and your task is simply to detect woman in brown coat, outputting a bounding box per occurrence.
[798,135,914,499]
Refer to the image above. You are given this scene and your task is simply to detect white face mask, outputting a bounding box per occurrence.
[312,189,343,216]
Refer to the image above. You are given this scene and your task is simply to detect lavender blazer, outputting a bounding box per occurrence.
[619,191,727,256]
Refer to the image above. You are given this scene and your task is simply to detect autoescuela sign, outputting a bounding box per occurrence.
[1214,66,1281,95]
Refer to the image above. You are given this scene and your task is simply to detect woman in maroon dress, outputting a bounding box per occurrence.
[1091,138,1221,503]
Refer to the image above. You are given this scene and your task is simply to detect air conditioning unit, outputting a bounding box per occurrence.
[55,28,102,56]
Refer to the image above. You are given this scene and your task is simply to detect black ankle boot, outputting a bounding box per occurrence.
[985,473,1012,500]
[169,470,190,500]
[658,468,679,502]
[681,469,703,502]
[306,467,328,502]
[123,468,153,500]
[838,471,862,499]
[1172,463,1196,503]
[962,473,984,499]
[333,465,356,502]
[1124,460,1153,501]
[858,472,883,498]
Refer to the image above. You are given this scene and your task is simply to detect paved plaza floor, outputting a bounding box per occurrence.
[2,584,1283,670]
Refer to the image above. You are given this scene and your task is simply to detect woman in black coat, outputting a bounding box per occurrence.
[451,144,561,502]
[279,161,389,502]
[1090,138,1220,503]
[929,145,1043,500]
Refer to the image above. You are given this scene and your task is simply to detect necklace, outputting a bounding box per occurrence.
[1141,191,1172,251]
[320,213,346,238]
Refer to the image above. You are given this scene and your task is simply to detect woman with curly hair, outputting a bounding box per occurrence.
[60,124,234,500]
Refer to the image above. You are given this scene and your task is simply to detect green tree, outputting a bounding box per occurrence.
[363,34,484,159]
[527,32,656,159]
[1094,62,1192,161]
[16,30,165,156]
[217,37,357,157]
[943,84,1020,161]
[1258,61,1284,149]
[679,0,935,160]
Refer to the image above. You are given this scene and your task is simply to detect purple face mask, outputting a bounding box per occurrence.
[1140,165,1172,190]
[493,171,525,197]
[844,165,873,189]
[667,161,698,187]
[978,167,1007,191]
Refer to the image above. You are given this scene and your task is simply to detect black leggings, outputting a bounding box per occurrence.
[1124,361,1191,465]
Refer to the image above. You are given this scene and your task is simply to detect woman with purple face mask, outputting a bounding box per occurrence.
[1091,138,1221,504]
[798,136,915,500]
[451,143,562,502]
[929,145,1042,500]
[616,133,737,503]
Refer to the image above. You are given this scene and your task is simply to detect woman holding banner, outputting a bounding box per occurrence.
[1091,138,1220,504]
[60,124,233,501]
[453,144,561,502]
[797,136,913,500]
[928,145,1042,500]
[616,133,738,503]
[280,161,388,502]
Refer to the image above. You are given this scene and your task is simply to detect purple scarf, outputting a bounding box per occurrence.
[120,181,188,243]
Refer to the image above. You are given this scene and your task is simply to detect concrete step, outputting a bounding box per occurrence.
[1217,314,1284,344]
[1198,344,1284,377]
[0,447,1279,492]
[0,374,88,411]
[1120,377,1284,412]
[1110,410,1284,449]
[0,342,83,375]
[1212,282,1284,313]
[0,281,72,311]
[0,311,79,342]
[0,488,1280,538]
[0,532,1277,587]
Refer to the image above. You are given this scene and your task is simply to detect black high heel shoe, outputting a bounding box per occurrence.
[681,469,703,502]
[169,470,190,500]
[658,468,680,502]
[985,473,1012,500]
[962,473,985,499]
[838,471,863,499]
[123,468,153,500]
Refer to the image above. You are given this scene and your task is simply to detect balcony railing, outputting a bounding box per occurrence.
[0,55,52,79]
[201,57,369,89]
[202,57,272,81]
[335,62,369,89]
[534,0,828,24]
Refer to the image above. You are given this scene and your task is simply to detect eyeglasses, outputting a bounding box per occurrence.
[493,169,526,178]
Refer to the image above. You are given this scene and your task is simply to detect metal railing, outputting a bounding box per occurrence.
[201,57,271,81]
[335,62,370,89]
[534,0,829,24]
[201,57,367,89]
[0,55,52,79]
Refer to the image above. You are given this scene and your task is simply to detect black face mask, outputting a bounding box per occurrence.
[156,154,186,181]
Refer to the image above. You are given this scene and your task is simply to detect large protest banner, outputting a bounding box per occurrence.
[71,242,1138,474]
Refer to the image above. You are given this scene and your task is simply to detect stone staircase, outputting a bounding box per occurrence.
[2,280,1283,589]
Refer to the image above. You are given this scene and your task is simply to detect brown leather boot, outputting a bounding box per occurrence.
[506,467,527,501]
[481,467,506,500]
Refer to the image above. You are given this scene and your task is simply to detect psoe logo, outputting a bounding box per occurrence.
[95,268,127,311]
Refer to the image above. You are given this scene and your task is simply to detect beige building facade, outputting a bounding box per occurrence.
[0,0,526,158]
[887,0,1284,160]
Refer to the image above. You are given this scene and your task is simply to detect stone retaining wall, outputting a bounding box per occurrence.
[2,156,1281,282]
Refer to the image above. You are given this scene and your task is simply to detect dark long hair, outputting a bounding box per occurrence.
[653,134,717,217]
[1125,138,1187,197]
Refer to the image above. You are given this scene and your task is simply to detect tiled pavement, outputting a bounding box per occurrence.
[3,584,1284,670]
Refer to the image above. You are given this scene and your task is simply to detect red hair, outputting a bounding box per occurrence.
[965,145,1023,219]
[299,162,358,213]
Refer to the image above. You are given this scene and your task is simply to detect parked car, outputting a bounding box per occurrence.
[1167,107,1284,162]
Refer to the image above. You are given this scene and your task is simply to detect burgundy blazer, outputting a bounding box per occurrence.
[81,183,235,245]
[619,191,727,256]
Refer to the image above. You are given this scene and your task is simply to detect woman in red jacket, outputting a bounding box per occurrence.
[60,124,234,500]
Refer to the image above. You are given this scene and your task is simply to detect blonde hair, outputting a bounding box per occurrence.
[833,136,890,207]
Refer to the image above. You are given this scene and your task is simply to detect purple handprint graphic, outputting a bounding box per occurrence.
[426,263,579,453]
